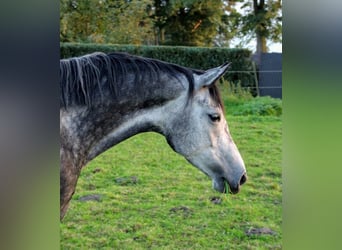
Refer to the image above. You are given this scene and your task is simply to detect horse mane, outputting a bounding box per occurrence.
[60,52,223,110]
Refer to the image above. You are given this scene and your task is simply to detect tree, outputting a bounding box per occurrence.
[151,0,228,46]
[60,0,109,43]
[60,0,154,44]
[214,1,241,47]
[61,0,277,48]
[108,0,155,45]
[226,0,282,57]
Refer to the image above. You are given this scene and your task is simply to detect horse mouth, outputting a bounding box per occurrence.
[224,178,239,194]
[214,174,247,194]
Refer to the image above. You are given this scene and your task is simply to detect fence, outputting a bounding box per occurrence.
[256,53,282,99]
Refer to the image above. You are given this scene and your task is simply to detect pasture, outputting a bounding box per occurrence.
[60,95,282,249]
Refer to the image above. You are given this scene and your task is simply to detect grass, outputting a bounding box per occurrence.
[60,95,282,249]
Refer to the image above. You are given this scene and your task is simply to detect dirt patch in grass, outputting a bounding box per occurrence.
[115,176,138,185]
[169,206,194,218]
[245,227,277,236]
[78,194,102,202]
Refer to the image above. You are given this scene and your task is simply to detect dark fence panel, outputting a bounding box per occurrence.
[257,53,282,99]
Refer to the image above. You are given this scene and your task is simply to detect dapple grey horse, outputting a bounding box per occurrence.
[60,52,247,219]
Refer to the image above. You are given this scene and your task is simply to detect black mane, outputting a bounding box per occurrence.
[60,52,223,110]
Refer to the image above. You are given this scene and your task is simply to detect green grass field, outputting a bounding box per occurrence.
[60,96,282,249]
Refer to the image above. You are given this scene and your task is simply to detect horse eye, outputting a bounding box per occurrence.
[208,113,221,122]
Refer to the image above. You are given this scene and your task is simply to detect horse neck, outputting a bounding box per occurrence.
[61,90,187,167]
[86,94,188,162]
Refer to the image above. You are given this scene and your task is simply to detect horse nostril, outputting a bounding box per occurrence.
[240,173,247,185]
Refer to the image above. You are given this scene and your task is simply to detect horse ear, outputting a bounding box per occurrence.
[193,62,230,90]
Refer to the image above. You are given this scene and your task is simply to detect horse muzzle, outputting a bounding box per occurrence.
[213,172,247,194]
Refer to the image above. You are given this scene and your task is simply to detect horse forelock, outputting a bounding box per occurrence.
[60,52,198,109]
[208,84,225,112]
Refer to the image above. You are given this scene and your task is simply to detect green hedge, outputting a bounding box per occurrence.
[60,43,256,95]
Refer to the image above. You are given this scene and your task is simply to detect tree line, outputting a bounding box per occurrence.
[60,0,281,52]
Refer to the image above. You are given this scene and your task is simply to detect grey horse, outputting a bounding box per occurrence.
[60,52,247,219]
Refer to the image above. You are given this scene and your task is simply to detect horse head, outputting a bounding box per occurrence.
[164,63,247,194]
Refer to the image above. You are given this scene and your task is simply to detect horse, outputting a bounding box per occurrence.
[60,52,247,220]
